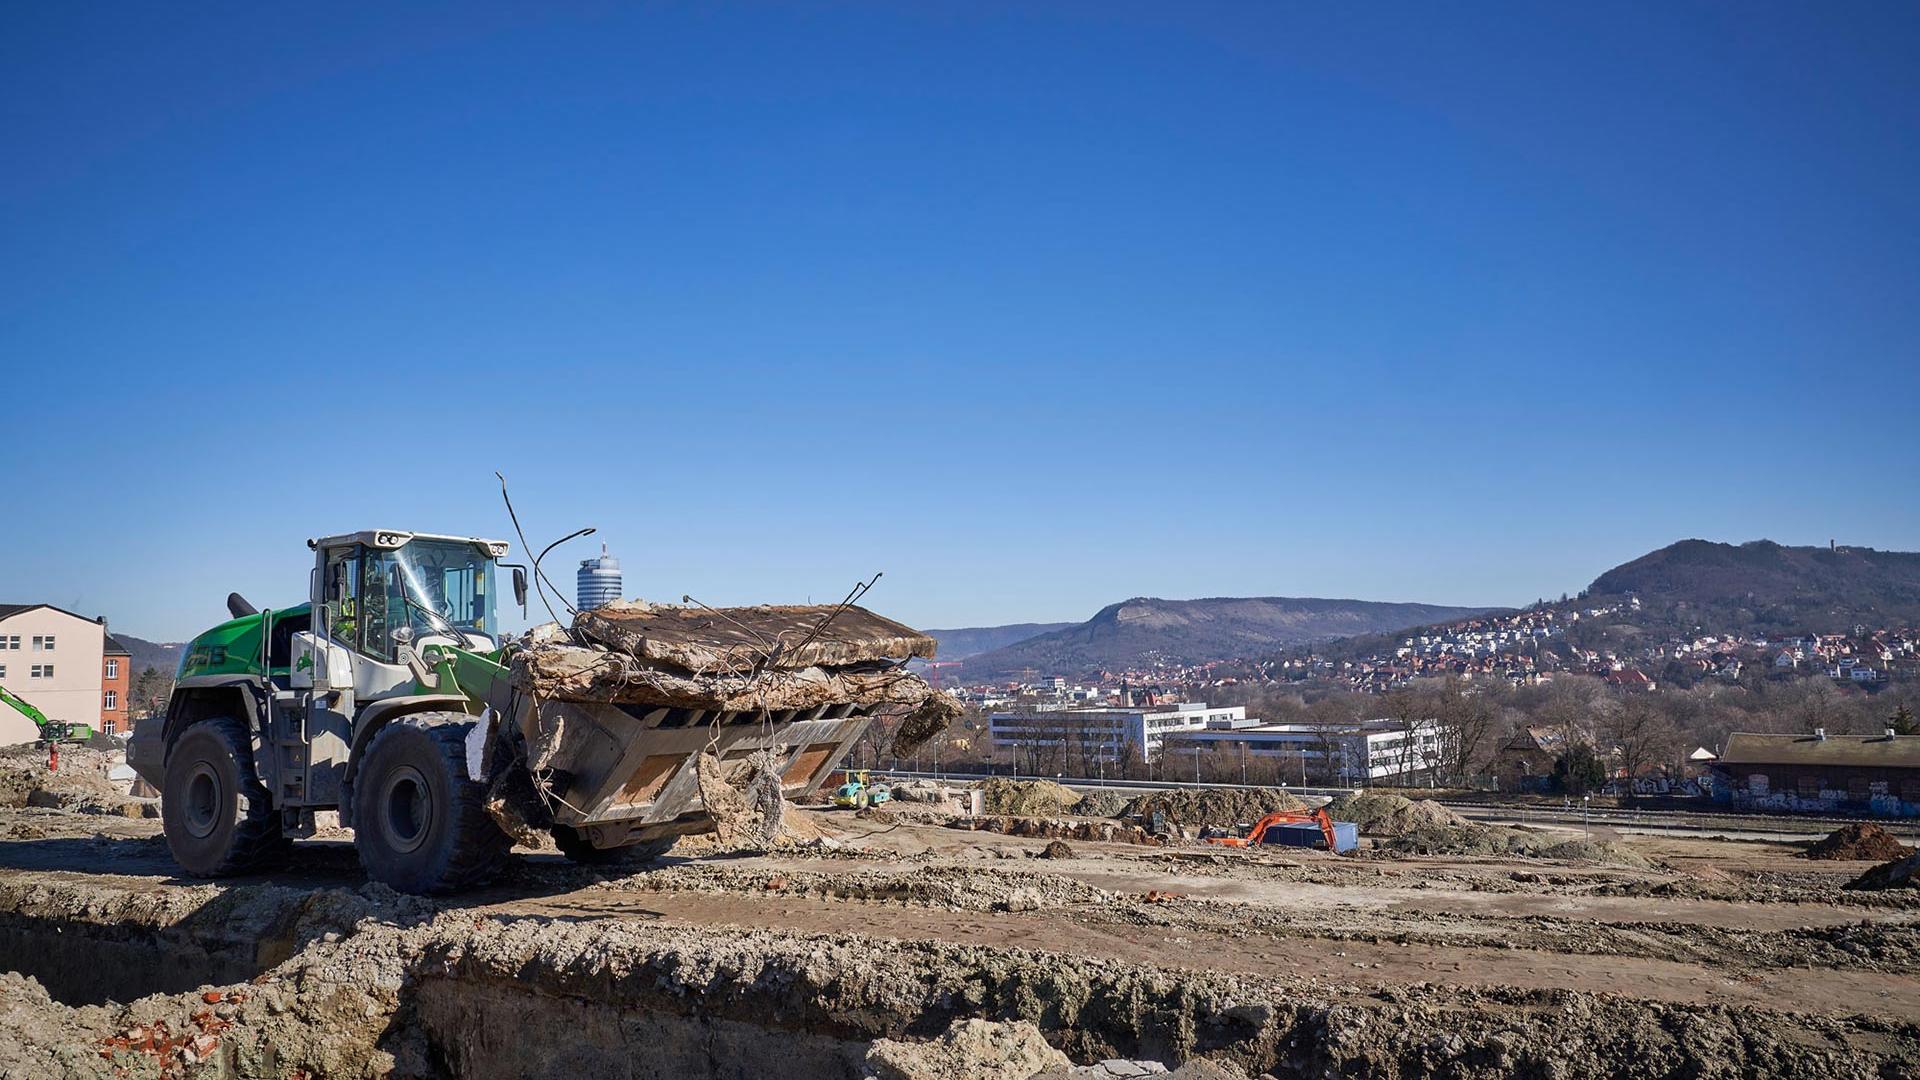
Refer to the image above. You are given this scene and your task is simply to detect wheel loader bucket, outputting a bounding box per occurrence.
[500,601,958,849]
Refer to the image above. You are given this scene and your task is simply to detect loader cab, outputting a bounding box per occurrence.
[311,530,512,665]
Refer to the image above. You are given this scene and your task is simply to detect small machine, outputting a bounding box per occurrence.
[1205,807,1349,853]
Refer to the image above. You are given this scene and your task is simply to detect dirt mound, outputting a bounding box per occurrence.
[1384,824,1654,868]
[867,1017,1071,1080]
[974,778,1081,816]
[1072,790,1132,818]
[889,779,950,803]
[1847,850,1920,891]
[0,745,122,811]
[1039,840,1075,860]
[1806,823,1913,862]
[1325,791,1467,837]
[1123,788,1303,829]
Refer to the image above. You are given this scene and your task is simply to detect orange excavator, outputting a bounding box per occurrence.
[1205,807,1342,852]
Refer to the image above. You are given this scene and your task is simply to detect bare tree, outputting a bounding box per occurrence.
[1427,678,1497,786]
[1601,695,1677,781]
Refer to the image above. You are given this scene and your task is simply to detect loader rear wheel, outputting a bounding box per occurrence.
[351,715,510,895]
[550,825,677,865]
[161,717,289,877]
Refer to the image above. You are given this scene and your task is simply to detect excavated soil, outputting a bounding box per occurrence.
[1377,823,1655,868]
[0,745,149,818]
[1071,791,1132,818]
[0,793,1917,1078]
[975,779,1083,816]
[1122,788,1304,829]
[1807,823,1914,862]
[1325,792,1469,837]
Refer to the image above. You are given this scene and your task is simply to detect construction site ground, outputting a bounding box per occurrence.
[0,780,1916,1077]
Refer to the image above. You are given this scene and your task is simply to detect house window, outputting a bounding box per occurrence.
[105,659,119,679]
[102,719,116,735]
[31,635,54,651]
[30,665,52,678]
[0,664,5,679]
[1797,775,1822,798]
[103,691,117,711]
[0,636,16,650]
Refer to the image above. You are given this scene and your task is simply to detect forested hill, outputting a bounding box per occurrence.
[959,596,1495,681]
[1586,540,1920,632]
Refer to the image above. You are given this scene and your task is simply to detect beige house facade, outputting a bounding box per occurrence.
[0,605,113,744]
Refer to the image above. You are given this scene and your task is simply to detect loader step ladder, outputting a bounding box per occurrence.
[269,691,309,804]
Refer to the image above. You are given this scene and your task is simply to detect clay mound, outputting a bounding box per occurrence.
[1805,823,1914,862]
[1326,791,1468,837]
[1123,787,1304,829]
[1846,850,1920,891]
[973,778,1080,816]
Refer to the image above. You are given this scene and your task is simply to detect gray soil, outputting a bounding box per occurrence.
[0,791,1915,1078]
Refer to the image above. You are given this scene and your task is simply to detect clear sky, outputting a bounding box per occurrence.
[3,2,1917,642]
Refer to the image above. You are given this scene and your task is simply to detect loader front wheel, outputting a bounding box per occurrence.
[351,715,510,894]
[162,717,289,877]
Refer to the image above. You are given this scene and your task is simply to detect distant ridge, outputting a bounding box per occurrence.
[111,634,184,676]
[922,622,1075,661]
[958,596,1496,681]
[1585,539,1920,631]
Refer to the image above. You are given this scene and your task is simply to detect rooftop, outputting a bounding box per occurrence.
[1718,732,1920,770]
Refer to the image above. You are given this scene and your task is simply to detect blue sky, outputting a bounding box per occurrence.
[3,2,1917,641]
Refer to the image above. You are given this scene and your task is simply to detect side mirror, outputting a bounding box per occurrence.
[511,567,529,611]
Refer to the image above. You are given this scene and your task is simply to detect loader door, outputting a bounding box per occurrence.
[288,629,354,805]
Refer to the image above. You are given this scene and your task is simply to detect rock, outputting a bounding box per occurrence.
[1039,840,1076,860]
[1846,849,1920,891]
[865,1018,1071,1080]
[1166,1060,1251,1080]
[23,790,63,810]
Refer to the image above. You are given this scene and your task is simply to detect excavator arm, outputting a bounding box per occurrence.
[0,683,89,743]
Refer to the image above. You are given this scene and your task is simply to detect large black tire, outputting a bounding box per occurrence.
[550,825,677,865]
[161,717,289,877]
[350,715,511,895]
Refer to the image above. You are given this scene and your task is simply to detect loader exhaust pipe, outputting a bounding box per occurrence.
[227,592,259,619]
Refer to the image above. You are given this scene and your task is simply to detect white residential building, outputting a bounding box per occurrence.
[0,604,124,744]
[1163,717,1444,785]
[989,702,1248,764]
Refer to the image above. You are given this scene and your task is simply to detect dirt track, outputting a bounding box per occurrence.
[0,789,1916,1078]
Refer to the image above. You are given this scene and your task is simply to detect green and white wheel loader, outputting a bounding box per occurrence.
[129,529,955,894]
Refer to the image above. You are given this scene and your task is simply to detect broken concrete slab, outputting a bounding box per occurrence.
[576,601,936,673]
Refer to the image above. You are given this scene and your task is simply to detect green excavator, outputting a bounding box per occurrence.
[0,683,95,744]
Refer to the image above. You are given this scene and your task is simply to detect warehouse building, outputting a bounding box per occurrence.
[1712,729,1920,817]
